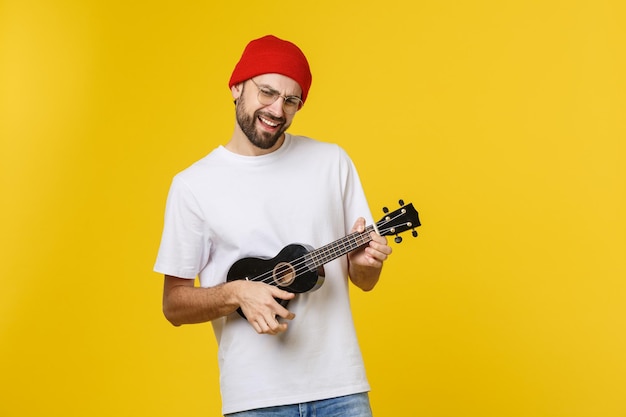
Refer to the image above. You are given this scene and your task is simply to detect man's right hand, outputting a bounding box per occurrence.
[162,275,294,332]
[234,280,296,335]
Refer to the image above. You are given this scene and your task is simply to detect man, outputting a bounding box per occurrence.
[154,35,392,416]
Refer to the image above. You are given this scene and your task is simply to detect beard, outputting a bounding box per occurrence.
[235,93,290,150]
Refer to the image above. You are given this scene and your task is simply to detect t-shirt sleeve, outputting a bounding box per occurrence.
[153,175,211,279]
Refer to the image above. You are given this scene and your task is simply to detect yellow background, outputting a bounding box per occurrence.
[1,1,625,416]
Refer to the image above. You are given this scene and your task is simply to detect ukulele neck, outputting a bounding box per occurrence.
[306,225,376,268]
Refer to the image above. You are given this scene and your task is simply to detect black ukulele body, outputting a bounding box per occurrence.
[226,243,325,310]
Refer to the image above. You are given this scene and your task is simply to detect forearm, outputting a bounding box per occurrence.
[162,278,242,326]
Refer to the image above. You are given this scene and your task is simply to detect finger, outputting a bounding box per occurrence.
[258,318,280,335]
[267,315,289,334]
[369,231,389,245]
[268,291,296,320]
[351,217,366,233]
[249,309,289,334]
[256,316,287,335]
[363,253,384,268]
[275,306,296,321]
[370,243,392,258]
[369,233,392,255]
[364,249,386,263]
[251,320,263,334]
[270,287,296,301]
[257,319,268,333]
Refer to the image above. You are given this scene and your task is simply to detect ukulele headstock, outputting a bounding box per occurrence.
[377,199,421,243]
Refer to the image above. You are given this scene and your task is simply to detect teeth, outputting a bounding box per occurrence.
[259,116,278,127]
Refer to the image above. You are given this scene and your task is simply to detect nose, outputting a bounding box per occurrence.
[266,96,286,117]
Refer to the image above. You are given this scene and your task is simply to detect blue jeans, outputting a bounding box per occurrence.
[225,392,373,417]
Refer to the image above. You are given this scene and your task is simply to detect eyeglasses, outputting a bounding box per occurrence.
[249,78,303,115]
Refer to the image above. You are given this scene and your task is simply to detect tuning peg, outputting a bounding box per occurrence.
[412,230,418,238]
[382,207,389,214]
[398,199,405,206]
[394,236,403,243]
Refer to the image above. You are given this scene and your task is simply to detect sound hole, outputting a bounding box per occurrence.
[273,262,296,286]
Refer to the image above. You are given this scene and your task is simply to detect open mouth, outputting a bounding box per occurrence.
[258,114,283,130]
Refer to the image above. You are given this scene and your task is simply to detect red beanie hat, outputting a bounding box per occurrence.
[228,35,313,104]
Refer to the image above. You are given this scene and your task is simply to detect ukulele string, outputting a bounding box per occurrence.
[249,230,372,286]
[245,233,367,286]
[249,222,400,286]
[247,217,402,286]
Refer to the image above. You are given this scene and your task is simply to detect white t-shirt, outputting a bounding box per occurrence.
[154,134,374,414]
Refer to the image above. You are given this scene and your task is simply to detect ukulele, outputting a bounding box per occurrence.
[226,200,421,318]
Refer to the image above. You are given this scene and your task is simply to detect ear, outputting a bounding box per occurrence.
[231,83,244,100]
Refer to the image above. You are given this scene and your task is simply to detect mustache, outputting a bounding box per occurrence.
[255,110,286,124]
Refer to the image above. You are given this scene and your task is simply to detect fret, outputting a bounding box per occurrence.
[306,225,377,269]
